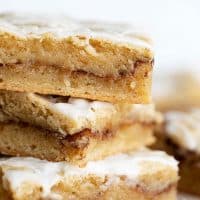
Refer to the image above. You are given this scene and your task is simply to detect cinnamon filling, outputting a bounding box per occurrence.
[1,59,152,80]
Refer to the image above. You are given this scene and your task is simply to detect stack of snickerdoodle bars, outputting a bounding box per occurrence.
[0,13,178,200]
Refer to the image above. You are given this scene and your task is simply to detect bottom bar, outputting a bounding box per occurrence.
[153,109,200,195]
[0,149,178,200]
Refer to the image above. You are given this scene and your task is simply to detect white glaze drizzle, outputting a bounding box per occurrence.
[0,150,178,199]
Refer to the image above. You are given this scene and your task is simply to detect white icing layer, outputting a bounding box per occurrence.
[0,13,151,49]
[42,95,160,125]
[53,97,115,125]
[165,109,200,153]
[34,94,160,134]
[0,150,177,199]
[36,94,117,133]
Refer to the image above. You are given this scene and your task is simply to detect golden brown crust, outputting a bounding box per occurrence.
[0,122,155,166]
[0,62,152,103]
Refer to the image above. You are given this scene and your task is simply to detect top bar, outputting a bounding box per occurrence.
[0,13,153,103]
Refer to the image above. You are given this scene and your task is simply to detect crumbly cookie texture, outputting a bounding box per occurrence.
[0,90,161,136]
[0,121,155,165]
[0,13,153,103]
[0,149,178,200]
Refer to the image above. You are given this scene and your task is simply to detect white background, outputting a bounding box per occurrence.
[0,0,200,74]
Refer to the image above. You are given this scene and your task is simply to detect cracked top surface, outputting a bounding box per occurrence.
[0,13,151,50]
